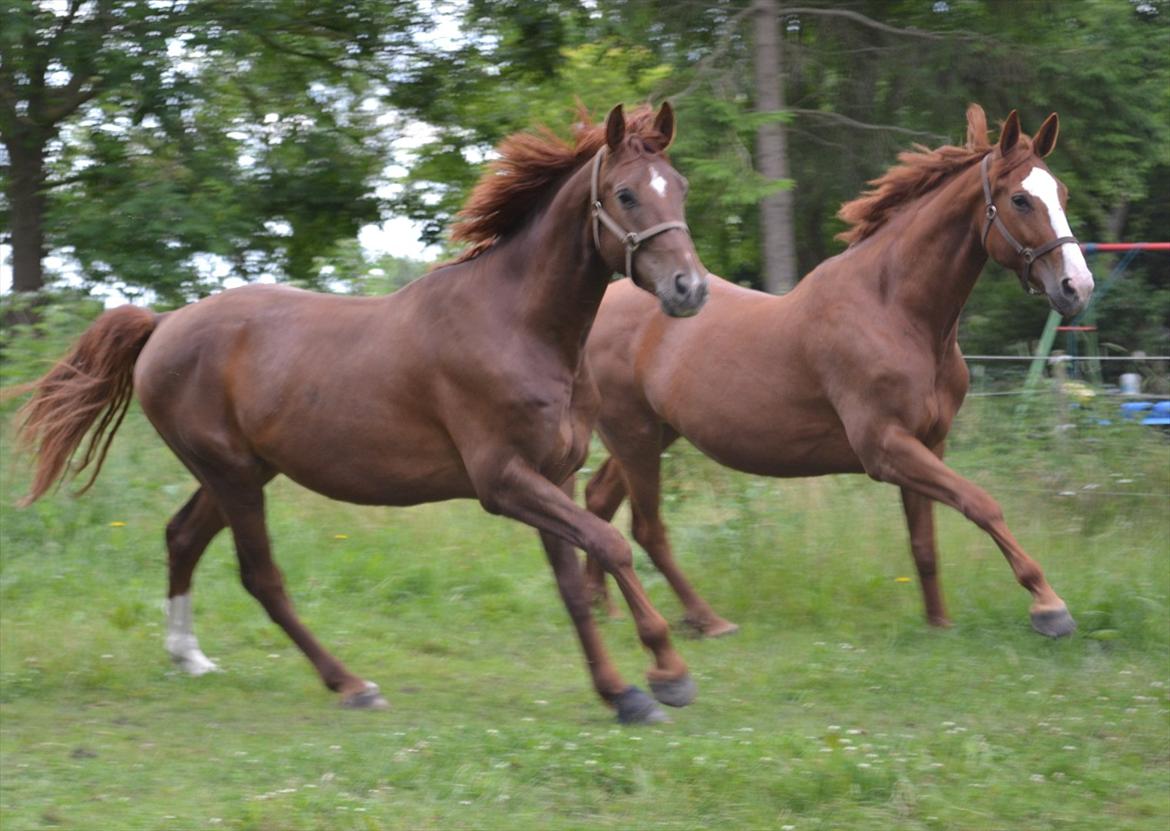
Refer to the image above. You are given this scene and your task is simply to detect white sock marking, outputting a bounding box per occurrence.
[166,592,219,676]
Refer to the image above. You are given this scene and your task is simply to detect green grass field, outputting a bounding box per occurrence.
[1,317,1168,829]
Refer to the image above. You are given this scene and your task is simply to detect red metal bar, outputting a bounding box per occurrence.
[1081,242,1170,253]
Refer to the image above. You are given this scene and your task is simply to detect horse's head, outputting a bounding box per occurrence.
[591,103,708,317]
[977,108,1094,317]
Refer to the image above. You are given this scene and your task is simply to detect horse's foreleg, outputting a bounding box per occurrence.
[165,488,227,675]
[859,426,1074,636]
[213,481,386,708]
[899,487,951,628]
[537,481,668,724]
[479,460,695,715]
[583,457,627,617]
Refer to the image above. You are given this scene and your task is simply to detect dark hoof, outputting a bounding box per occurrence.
[649,673,697,708]
[340,682,389,710]
[1031,606,1077,638]
[614,686,670,724]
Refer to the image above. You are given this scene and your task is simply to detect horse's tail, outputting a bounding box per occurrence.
[15,305,160,505]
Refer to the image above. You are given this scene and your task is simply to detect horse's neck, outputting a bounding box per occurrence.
[509,162,611,365]
[873,166,988,344]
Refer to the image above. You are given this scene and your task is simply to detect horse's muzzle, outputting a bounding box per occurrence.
[1046,272,1093,319]
[658,272,709,318]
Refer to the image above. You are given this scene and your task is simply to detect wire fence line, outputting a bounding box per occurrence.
[962,355,1170,362]
[957,353,1170,399]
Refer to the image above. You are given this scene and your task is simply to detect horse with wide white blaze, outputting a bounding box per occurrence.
[584,104,1092,639]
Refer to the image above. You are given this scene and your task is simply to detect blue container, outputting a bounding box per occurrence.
[1120,401,1154,419]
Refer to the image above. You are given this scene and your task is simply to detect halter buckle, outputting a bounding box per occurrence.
[1021,249,1036,264]
[985,204,997,221]
[624,232,640,249]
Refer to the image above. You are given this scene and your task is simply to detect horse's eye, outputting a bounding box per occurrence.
[1011,193,1030,211]
[617,189,637,209]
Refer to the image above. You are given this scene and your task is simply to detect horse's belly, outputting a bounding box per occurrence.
[673,404,865,482]
[682,417,864,479]
[259,428,476,507]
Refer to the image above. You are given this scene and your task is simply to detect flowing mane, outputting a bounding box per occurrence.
[448,105,671,263]
[837,105,1037,246]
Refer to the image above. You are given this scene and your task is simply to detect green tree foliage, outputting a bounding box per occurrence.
[3,1,1166,357]
[1,0,420,300]
[392,0,1168,353]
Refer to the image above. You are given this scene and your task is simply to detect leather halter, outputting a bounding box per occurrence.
[980,153,1078,296]
[590,146,691,280]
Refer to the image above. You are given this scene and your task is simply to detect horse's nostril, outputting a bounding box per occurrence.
[1061,277,1076,296]
[674,273,689,296]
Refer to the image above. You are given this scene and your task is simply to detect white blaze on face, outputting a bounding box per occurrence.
[1020,166,1094,287]
[649,166,668,198]
[166,592,219,676]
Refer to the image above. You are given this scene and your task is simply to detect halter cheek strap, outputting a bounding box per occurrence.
[590,147,691,280]
[980,153,1078,296]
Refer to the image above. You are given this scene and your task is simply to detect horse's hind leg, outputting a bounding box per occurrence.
[900,487,951,628]
[616,429,738,638]
[200,472,386,708]
[583,457,628,617]
[165,488,227,675]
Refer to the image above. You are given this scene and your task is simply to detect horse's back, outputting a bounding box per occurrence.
[136,284,398,413]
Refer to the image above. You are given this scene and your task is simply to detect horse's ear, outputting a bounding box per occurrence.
[605,104,625,151]
[998,110,1021,155]
[1033,112,1059,158]
[965,103,988,149]
[653,101,675,149]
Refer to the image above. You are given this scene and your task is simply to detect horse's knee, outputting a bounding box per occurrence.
[961,494,1004,529]
[590,529,634,574]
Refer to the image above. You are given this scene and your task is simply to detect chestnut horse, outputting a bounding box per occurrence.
[16,103,710,723]
[583,105,1092,639]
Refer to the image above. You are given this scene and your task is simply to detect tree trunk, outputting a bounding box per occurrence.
[6,130,49,293]
[753,0,797,294]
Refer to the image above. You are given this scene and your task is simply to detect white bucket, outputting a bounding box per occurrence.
[1119,372,1141,395]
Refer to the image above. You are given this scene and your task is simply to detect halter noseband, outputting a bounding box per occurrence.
[980,153,1078,296]
[590,146,691,280]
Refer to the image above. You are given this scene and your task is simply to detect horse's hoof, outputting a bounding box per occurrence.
[170,650,220,676]
[1031,606,1077,638]
[683,616,740,639]
[649,673,697,708]
[614,686,670,724]
[340,682,389,710]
